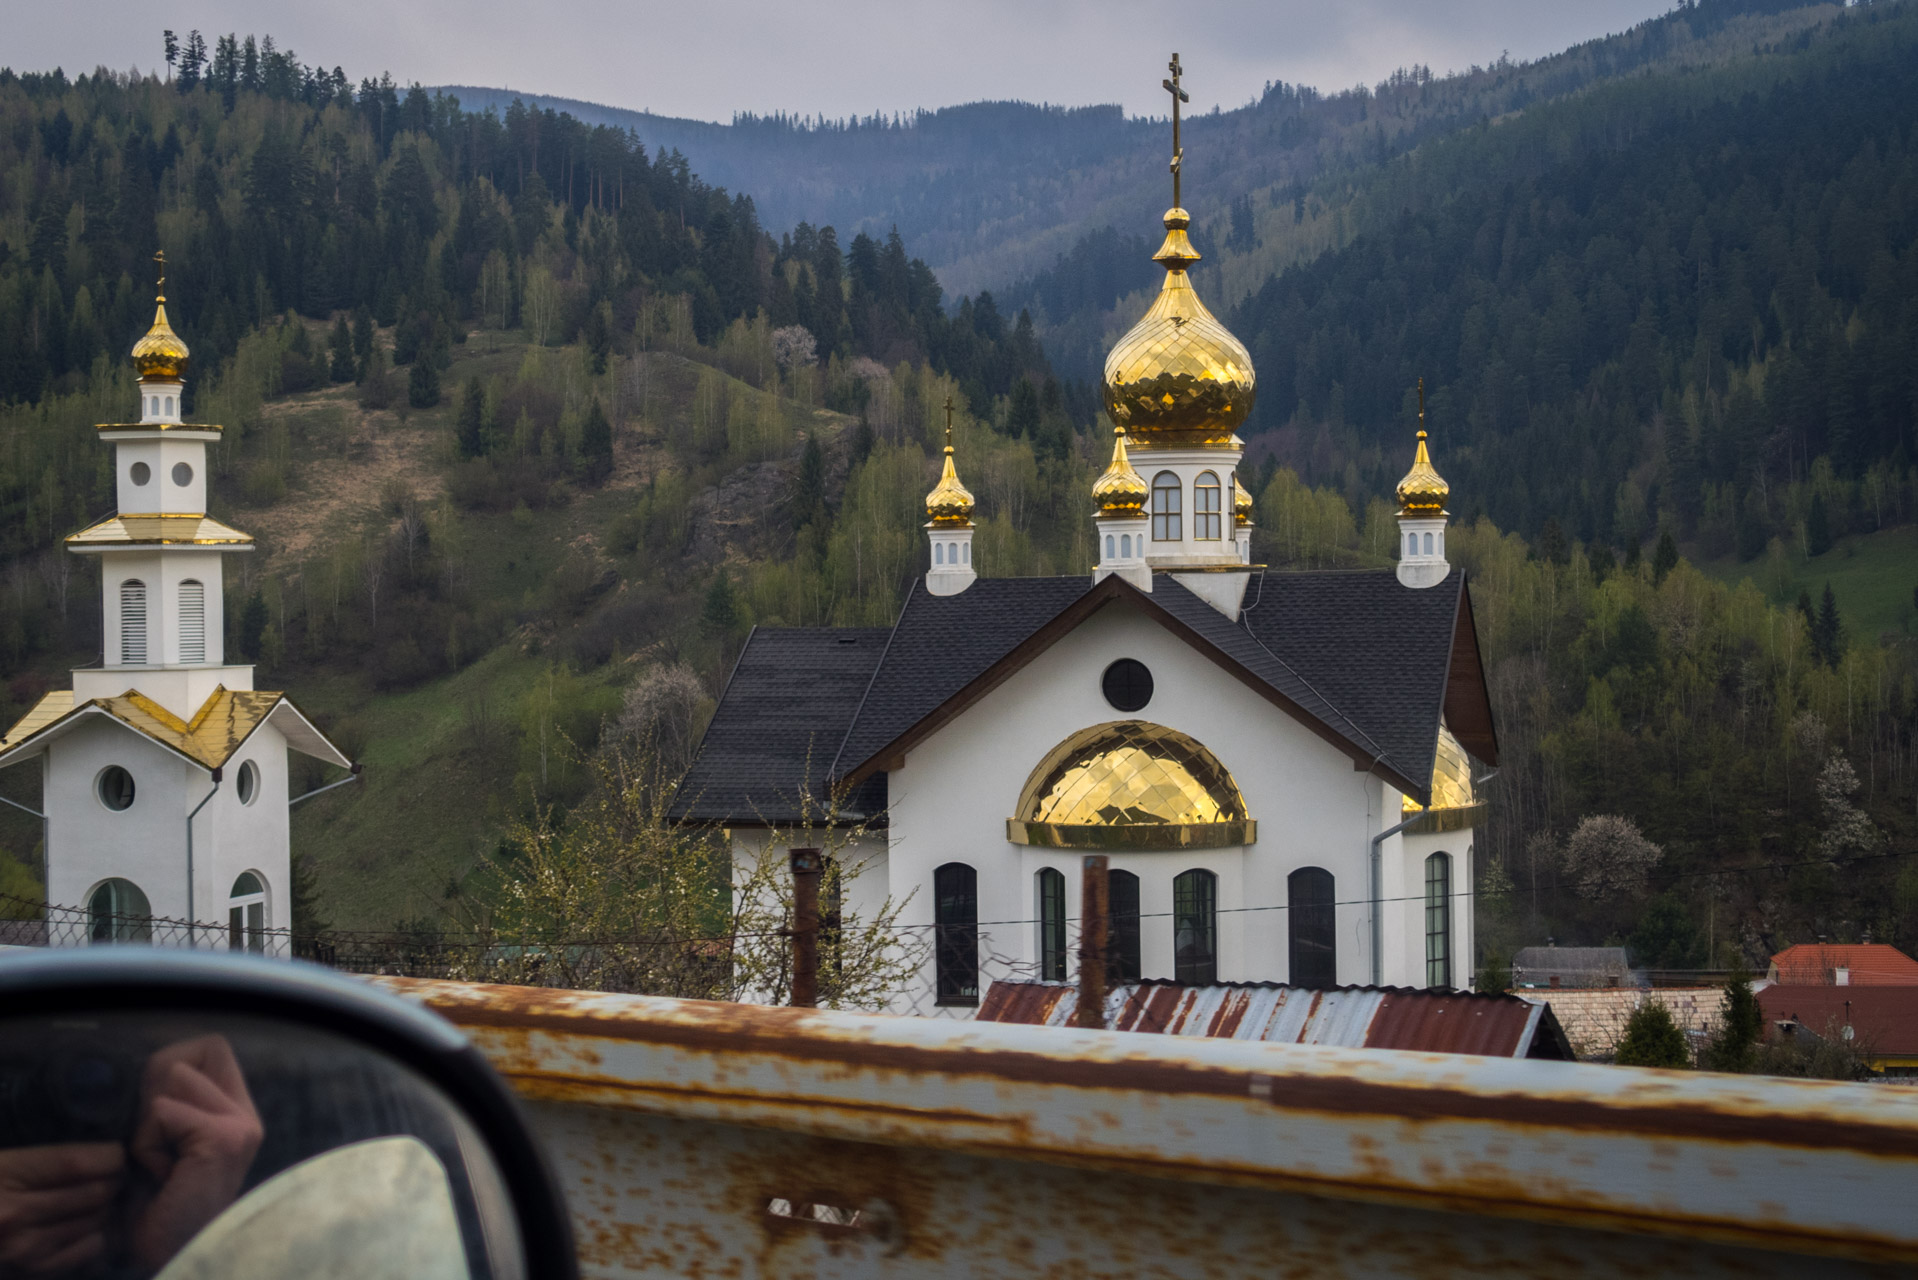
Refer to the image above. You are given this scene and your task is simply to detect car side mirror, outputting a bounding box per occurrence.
[0,949,576,1280]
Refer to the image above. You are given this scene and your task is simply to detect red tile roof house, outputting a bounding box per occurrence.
[1766,944,1918,986]
[1755,984,1918,1077]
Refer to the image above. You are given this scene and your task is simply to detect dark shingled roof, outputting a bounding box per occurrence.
[1243,570,1466,798]
[679,567,1491,823]
[674,626,891,825]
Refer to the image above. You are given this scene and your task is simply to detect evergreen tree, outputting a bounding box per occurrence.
[1702,965,1762,1073]
[327,316,354,382]
[455,377,485,458]
[238,590,269,662]
[584,302,613,375]
[1006,377,1041,438]
[407,356,440,409]
[1537,518,1569,566]
[701,572,739,634]
[288,849,331,941]
[1652,530,1679,583]
[1614,999,1690,1068]
[577,397,613,485]
[1814,583,1845,666]
[350,307,375,376]
[1589,543,1616,582]
[1807,491,1833,557]
[793,435,825,528]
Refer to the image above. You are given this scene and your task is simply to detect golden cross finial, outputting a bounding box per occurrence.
[1417,377,1426,438]
[943,392,954,452]
[154,249,166,296]
[1163,52,1190,209]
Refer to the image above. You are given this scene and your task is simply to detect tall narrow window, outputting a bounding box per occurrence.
[1108,869,1142,982]
[1288,867,1337,988]
[1173,869,1217,984]
[228,871,267,953]
[120,580,148,664]
[1425,853,1452,988]
[1104,534,1115,560]
[934,862,979,1005]
[1194,472,1222,540]
[1037,868,1067,981]
[88,879,152,944]
[1424,532,1434,556]
[1150,472,1181,541]
[179,579,205,663]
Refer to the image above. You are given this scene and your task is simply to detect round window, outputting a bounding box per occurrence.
[237,760,260,805]
[171,462,194,487]
[130,462,151,485]
[97,766,136,811]
[1101,659,1154,712]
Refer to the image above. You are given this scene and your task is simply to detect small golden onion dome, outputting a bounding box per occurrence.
[924,443,975,527]
[131,297,191,383]
[1233,472,1254,526]
[1008,720,1254,850]
[1101,208,1256,449]
[1092,428,1148,516]
[1396,430,1449,516]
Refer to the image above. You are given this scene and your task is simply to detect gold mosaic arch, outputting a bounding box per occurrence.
[1007,720,1255,850]
[1401,724,1489,834]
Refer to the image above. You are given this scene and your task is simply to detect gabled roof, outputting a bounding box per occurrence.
[65,513,253,549]
[0,686,350,772]
[1757,984,1918,1057]
[1768,944,1918,985]
[675,626,892,825]
[978,979,1573,1060]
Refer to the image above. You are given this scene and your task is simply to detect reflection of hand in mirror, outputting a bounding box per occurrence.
[127,1036,264,1271]
[0,1142,124,1276]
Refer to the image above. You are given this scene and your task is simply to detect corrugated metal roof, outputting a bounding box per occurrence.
[979,980,1571,1059]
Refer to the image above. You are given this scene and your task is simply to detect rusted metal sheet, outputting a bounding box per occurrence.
[374,977,1918,1278]
[981,979,1562,1059]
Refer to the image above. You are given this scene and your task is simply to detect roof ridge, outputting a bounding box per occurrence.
[825,584,913,785]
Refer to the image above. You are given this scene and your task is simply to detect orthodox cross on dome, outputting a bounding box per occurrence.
[943,391,954,450]
[1418,375,1425,435]
[1163,52,1190,209]
[153,248,166,297]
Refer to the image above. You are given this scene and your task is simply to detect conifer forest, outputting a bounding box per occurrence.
[0,2,1914,973]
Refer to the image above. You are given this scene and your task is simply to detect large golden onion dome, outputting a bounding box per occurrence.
[1233,472,1254,527]
[1402,724,1487,832]
[1395,430,1449,516]
[924,441,975,527]
[1101,208,1256,449]
[1092,428,1148,516]
[131,296,190,383]
[1008,720,1255,849]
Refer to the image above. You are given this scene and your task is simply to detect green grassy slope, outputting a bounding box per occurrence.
[1699,526,1918,645]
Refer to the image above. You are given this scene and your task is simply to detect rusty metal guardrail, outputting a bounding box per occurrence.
[374,977,1918,1278]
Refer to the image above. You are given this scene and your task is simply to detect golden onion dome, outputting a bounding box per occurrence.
[924,442,975,527]
[1092,428,1148,516]
[1396,430,1449,516]
[131,297,190,383]
[1101,208,1256,449]
[1233,472,1254,526]
[1008,720,1255,850]
[1402,724,1487,832]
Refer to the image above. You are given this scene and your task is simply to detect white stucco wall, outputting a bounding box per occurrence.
[883,597,1401,1004]
[113,433,212,514]
[97,550,226,674]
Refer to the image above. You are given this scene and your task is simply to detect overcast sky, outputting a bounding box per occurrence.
[25,1,1676,123]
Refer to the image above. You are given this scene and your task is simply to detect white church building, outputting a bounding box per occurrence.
[0,267,352,947]
[679,164,1498,1009]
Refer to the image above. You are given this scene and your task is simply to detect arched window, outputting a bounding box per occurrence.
[1108,869,1142,983]
[1194,472,1222,540]
[1150,473,1181,541]
[1407,532,1418,557]
[1037,868,1067,982]
[1120,533,1131,557]
[1173,869,1217,984]
[164,396,174,416]
[1425,853,1452,988]
[1424,532,1434,556]
[1104,534,1115,560]
[120,580,147,665]
[934,542,944,565]
[1288,867,1337,988]
[962,542,970,564]
[179,579,205,663]
[229,871,267,953]
[88,879,152,944]
[934,862,979,1005]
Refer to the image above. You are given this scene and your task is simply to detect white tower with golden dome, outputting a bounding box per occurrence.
[1096,54,1257,616]
[924,394,977,597]
[1395,380,1451,589]
[0,258,351,945]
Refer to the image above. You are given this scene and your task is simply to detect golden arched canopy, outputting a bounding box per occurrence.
[1008,721,1254,850]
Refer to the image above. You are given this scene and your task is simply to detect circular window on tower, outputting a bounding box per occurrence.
[172,462,194,487]
[237,760,260,806]
[129,462,151,485]
[1101,658,1154,712]
[96,766,136,812]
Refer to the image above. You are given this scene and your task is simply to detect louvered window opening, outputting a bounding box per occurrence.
[179,579,205,663]
[120,580,147,664]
